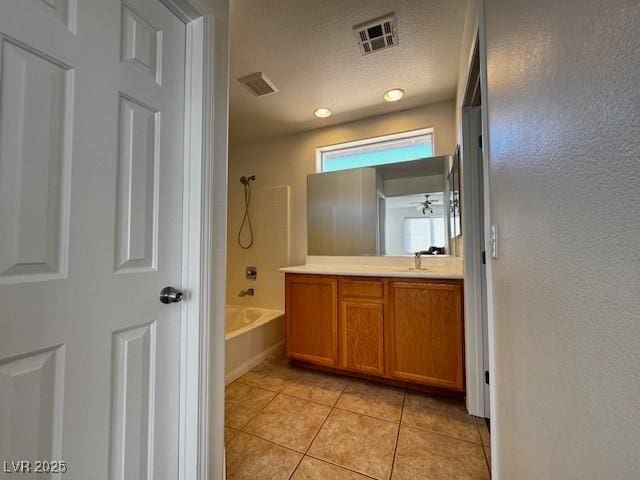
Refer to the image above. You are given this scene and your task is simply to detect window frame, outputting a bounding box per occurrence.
[315,127,435,173]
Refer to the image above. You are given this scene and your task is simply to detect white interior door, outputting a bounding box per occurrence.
[0,0,188,478]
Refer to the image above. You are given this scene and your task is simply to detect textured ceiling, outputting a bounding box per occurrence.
[229,0,468,145]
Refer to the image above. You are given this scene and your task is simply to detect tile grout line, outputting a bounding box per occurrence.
[305,378,399,480]
[389,389,406,479]
[238,429,305,456]
[287,450,305,480]
[399,421,485,446]
[279,390,343,409]
[332,405,402,425]
[304,452,380,480]
[236,390,280,432]
[476,417,492,475]
[287,375,351,479]
[304,376,350,455]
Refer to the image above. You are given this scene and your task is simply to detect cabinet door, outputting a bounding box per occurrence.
[339,301,385,375]
[388,281,464,391]
[285,274,338,366]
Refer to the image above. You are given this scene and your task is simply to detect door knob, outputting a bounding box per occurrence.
[160,286,183,304]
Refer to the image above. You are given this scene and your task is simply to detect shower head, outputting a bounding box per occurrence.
[240,175,256,185]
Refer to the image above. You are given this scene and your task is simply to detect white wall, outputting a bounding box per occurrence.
[483,0,640,478]
[227,101,456,309]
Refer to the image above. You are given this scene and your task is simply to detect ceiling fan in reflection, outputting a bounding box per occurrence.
[409,195,434,215]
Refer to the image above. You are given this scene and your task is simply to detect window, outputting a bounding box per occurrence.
[317,128,434,173]
[403,217,445,254]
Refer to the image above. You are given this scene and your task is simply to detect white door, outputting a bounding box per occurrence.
[0,0,188,478]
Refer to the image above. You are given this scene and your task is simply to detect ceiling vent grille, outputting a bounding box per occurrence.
[238,72,279,97]
[353,13,398,56]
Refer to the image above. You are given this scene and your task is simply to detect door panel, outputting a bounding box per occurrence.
[0,37,73,283]
[121,3,162,84]
[0,346,65,466]
[0,0,187,477]
[21,0,75,33]
[285,275,338,367]
[388,281,464,391]
[339,301,384,375]
[115,94,160,273]
[110,322,156,479]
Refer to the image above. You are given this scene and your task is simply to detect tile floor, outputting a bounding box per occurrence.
[225,352,491,480]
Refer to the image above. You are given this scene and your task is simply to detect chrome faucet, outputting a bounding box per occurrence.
[238,288,254,297]
[414,250,429,270]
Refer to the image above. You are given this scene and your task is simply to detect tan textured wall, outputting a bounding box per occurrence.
[226,100,456,309]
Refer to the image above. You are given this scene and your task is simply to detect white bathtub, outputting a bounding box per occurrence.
[225,305,285,384]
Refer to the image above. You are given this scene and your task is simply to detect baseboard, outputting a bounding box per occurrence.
[225,340,285,385]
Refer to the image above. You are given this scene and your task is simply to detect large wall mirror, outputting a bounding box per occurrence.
[307,155,459,256]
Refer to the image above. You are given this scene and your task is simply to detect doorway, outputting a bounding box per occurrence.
[461,35,491,419]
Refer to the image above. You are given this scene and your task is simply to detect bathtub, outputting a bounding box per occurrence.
[225,305,285,384]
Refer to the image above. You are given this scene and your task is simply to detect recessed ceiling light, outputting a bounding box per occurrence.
[383,88,405,102]
[314,107,332,118]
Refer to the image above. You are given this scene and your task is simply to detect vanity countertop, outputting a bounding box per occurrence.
[279,261,463,279]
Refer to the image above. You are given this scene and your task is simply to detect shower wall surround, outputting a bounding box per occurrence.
[227,185,290,310]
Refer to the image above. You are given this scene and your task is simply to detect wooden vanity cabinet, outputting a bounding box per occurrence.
[285,273,464,392]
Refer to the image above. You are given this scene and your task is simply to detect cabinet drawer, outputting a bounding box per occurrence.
[340,278,384,299]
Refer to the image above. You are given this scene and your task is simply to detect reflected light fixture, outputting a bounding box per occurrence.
[383,88,405,102]
[313,107,332,118]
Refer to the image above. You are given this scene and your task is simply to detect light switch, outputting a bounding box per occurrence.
[490,224,498,259]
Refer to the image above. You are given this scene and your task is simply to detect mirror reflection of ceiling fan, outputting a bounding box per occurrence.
[410,195,434,215]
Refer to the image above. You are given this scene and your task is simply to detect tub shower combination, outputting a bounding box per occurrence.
[225,174,286,383]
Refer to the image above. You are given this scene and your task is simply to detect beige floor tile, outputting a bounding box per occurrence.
[225,382,277,429]
[237,359,292,392]
[225,426,239,444]
[282,369,348,406]
[244,394,331,452]
[336,380,405,422]
[402,392,480,443]
[392,426,489,480]
[308,408,398,480]
[475,417,491,447]
[292,456,372,480]
[225,432,302,480]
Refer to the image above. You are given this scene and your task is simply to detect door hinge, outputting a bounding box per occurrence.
[481,250,486,265]
[485,370,490,385]
[478,134,483,150]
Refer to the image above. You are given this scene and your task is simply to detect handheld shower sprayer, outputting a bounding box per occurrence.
[238,175,255,249]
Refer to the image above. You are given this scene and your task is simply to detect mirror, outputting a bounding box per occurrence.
[448,146,461,244]
[307,155,454,256]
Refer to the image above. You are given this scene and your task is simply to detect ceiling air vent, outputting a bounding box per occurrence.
[238,72,279,97]
[353,13,398,56]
